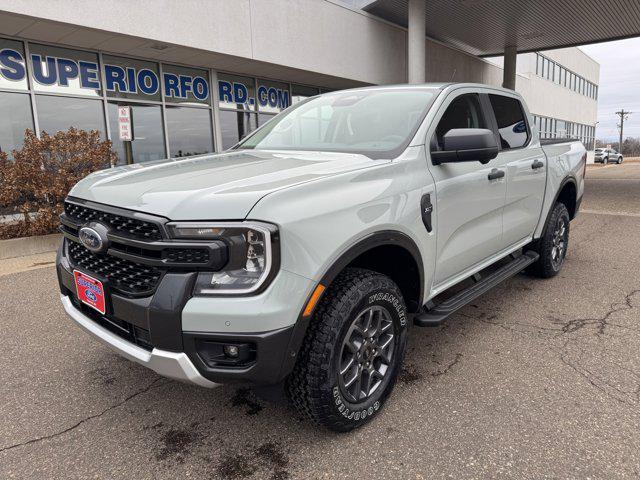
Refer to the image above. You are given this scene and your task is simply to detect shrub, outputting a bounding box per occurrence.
[0,128,116,239]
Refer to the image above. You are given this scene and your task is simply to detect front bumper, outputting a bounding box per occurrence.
[57,239,314,387]
[61,294,219,388]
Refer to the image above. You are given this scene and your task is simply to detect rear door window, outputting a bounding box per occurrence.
[488,94,529,149]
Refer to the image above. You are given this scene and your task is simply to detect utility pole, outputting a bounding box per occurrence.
[615,109,632,154]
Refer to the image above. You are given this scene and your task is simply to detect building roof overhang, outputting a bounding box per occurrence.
[363,0,640,56]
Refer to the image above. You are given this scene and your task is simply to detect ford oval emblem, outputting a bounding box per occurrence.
[85,289,97,302]
[79,226,106,253]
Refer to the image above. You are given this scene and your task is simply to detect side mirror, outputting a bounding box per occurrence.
[431,128,499,165]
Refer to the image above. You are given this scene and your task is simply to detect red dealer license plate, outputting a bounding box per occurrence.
[73,270,106,315]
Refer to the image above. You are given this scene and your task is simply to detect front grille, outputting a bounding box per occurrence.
[68,241,162,295]
[64,202,162,241]
[164,248,210,264]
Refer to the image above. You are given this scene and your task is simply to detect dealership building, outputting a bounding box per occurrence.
[0,0,603,164]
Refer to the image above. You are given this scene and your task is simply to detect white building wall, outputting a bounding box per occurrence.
[516,50,599,128]
[0,0,598,134]
[487,49,599,136]
[425,38,500,84]
[0,0,408,86]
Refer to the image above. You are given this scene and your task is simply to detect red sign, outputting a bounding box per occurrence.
[74,270,106,315]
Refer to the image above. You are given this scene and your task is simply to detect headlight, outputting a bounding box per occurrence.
[166,222,278,295]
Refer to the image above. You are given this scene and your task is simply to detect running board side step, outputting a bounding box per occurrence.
[414,251,539,327]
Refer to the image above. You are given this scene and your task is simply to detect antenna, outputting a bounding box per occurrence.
[450,69,457,82]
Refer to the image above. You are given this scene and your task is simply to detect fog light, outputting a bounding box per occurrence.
[224,345,239,358]
[195,340,256,367]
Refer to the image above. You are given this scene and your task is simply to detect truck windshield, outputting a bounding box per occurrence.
[235,88,438,159]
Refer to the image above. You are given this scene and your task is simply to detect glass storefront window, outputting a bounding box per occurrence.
[256,79,290,114]
[107,102,165,164]
[103,55,161,102]
[29,44,101,97]
[536,54,543,76]
[217,74,260,150]
[291,84,319,105]
[218,74,255,111]
[544,59,550,79]
[220,109,257,150]
[0,91,33,156]
[35,95,105,137]
[166,106,213,157]
[162,64,210,106]
[258,113,276,126]
[556,120,566,138]
[1,38,332,162]
[0,39,28,91]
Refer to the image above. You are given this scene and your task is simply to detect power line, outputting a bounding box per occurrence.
[615,109,632,153]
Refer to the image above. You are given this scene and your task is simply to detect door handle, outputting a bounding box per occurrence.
[420,193,433,233]
[488,168,505,180]
[532,159,544,169]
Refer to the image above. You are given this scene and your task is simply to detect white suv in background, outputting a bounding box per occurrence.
[595,148,623,164]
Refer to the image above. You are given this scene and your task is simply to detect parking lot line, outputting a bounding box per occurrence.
[581,209,640,217]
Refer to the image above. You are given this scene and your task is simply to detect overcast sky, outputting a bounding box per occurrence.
[579,38,640,142]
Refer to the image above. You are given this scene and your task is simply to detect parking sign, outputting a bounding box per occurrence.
[118,106,133,141]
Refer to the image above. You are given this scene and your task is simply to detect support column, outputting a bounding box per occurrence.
[407,0,426,84]
[502,45,517,90]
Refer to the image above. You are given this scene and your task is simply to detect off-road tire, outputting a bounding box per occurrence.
[287,268,408,432]
[528,202,570,278]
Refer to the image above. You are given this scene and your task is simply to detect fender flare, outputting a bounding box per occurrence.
[536,175,578,240]
[317,230,424,303]
[554,175,578,218]
[277,230,424,382]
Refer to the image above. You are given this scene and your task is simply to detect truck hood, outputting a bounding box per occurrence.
[70,150,383,220]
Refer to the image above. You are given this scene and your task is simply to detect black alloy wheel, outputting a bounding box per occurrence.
[527,202,571,278]
[338,305,395,403]
[550,214,568,271]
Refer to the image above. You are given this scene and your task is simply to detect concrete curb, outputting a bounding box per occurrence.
[0,233,62,260]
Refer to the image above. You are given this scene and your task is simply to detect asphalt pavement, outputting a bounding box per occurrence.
[1,162,640,479]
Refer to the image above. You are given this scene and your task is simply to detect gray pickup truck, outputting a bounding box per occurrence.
[57,83,586,431]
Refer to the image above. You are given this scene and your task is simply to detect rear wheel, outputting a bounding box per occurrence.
[287,268,408,432]
[528,202,570,278]
[603,157,609,165]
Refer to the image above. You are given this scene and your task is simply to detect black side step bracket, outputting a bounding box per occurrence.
[414,250,539,327]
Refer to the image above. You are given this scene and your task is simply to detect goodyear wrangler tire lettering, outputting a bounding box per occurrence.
[368,292,407,326]
[287,268,408,432]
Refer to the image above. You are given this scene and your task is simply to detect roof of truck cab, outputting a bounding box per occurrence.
[326,83,522,95]
[324,83,451,93]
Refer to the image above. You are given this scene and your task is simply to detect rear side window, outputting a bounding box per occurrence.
[433,93,487,150]
[488,94,529,149]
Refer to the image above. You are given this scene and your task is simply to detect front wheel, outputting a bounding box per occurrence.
[603,157,609,165]
[528,202,570,278]
[287,268,408,432]
[618,156,623,164]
